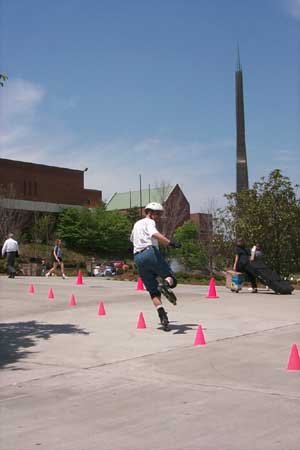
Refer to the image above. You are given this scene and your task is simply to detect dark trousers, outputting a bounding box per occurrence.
[238,261,257,289]
[134,246,176,297]
[6,251,17,277]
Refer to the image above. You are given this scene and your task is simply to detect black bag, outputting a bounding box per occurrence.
[250,259,293,295]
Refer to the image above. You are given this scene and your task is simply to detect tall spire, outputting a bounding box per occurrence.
[235,49,249,192]
[236,44,241,71]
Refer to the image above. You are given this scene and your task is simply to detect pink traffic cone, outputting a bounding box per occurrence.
[194,325,206,346]
[206,277,219,298]
[98,301,106,316]
[28,284,35,294]
[136,312,146,329]
[48,288,54,299]
[136,277,145,291]
[76,271,83,285]
[287,344,300,371]
[69,294,76,306]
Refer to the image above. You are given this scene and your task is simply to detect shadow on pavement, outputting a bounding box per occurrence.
[159,322,198,335]
[0,321,89,369]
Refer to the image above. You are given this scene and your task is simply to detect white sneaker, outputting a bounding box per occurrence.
[45,272,50,277]
[62,274,68,279]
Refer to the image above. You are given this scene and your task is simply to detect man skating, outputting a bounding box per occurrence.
[130,202,180,331]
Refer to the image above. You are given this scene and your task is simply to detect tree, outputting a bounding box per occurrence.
[57,208,83,249]
[0,74,8,87]
[31,212,57,244]
[155,181,190,237]
[92,208,132,255]
[215,170,300,275]
[57,207,132,256]
[0,185,31,243]
[173,221,208,271]
[126,207,140,226]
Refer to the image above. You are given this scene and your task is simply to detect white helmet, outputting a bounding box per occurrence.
[145,202,163,211]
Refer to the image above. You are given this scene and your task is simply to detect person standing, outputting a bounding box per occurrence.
[130,202,180,331]
[250,243,263,261]
[233,238,257,292]
[2,233,20,278]
[46,239,68,279]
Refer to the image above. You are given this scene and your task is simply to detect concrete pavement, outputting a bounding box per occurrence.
[0,276,299,450]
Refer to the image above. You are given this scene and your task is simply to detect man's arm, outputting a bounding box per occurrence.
[53,247,59,261]
[233,255,239,271]
[152,232,170,246]
[2,241,7,257]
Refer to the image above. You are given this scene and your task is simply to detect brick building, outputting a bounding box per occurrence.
[190,213,213,242]
[0,158,102,212]
[106,184,191,236]
[106,185,213,241]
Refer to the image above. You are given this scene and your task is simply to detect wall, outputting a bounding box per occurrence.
[190,212,213,242]
[0,158,102,208]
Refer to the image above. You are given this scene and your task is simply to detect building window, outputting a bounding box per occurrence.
[34,181,37,195]
[28,181,32,196]
[24,181,27,195]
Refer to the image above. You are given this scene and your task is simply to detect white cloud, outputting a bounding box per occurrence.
[0,78,47,162]
[0,78,46,120]
[2,79,297,213]
[274,149,300,162]
[285,0,300,19]
[0,82,236,212]
[290,0,300,18]
[6,78,299,213]
[80,137,235,211]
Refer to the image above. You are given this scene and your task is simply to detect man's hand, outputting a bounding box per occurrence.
[169,239,181,249]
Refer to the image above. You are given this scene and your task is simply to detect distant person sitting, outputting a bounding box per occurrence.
[103,264,115,276]
[40,259,47,276]
[93,265,100,276]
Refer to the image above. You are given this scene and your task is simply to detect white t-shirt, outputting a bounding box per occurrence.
[130,217,159,254]
[2,238,19,256]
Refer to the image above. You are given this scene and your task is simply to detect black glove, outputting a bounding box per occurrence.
[169,239,181,249]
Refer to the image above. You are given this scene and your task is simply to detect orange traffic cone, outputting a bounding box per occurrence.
[98,301,106,316]
[48,288,54,299]
[76,271,83,285]
[69,294,76,306]
[206,277,219,298]
[137,312,146,329]
[136,277,145,291]
[287,344,300,371]
[28,284,35,294]
[194,325,206,346]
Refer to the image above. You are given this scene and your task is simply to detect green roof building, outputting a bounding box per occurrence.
[105,185,175,211]
[105,184,190,237]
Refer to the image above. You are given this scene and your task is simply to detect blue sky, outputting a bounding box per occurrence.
[0,0,299,212]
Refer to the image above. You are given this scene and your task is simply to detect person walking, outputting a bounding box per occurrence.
[233,238,257,293]
[130,202,180,331]
[2,233,20,278]
[46,239,68,279]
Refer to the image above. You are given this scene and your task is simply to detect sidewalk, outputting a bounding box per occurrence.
[0,276,299,450]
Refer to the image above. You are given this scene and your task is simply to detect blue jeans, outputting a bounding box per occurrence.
[134,246,176,297]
